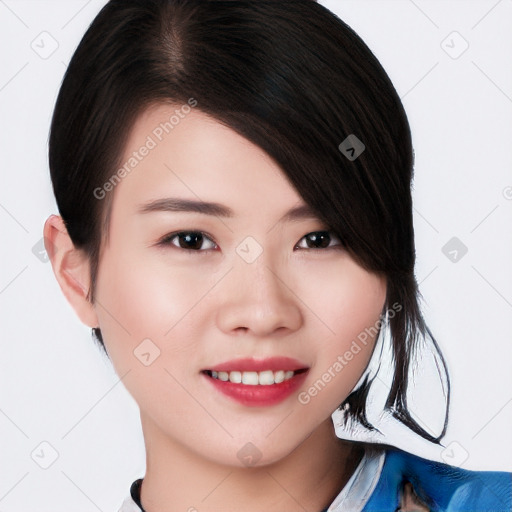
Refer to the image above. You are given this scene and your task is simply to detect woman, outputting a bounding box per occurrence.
[43,1,511,510]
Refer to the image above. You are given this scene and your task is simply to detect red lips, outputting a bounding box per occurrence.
[200,356,311,407]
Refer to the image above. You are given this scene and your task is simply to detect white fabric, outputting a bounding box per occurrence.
[326,446,385,512]
[332,311,449,451]
[118,494,142,512]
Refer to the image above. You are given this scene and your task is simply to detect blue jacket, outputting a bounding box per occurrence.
[361,445,511,511]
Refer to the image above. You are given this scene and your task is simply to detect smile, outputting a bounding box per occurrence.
[204,369,307,385]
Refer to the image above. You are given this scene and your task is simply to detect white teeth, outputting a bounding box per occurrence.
[229,370,242,383]
[242,371,259,385]
[274,370,285,384]
[209,369,300,385]
[258,370,274,385]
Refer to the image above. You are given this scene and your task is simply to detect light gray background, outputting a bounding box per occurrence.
[1,0,511,510]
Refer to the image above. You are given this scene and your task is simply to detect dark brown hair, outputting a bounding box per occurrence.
[48,0,449,443]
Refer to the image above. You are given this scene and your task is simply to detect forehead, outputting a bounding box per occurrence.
[107,103,309,221]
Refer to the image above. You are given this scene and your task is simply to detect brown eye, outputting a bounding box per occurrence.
[160,231,217,251]
[296,231,342,250]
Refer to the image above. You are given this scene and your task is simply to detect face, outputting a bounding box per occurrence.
[92,104,386,466]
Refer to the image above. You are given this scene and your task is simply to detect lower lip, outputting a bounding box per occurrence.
[202,371,309,407]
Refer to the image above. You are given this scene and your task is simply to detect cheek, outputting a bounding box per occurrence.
[92,250,207,410]
[93,250,173,358]
[303,258,386,338]
[99,244,178,315]
[93,247,218,366]
[299,261,386,407]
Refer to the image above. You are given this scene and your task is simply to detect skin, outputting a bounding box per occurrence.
[44,105,387,512]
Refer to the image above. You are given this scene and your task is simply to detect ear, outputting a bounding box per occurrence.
[43,214,99,328]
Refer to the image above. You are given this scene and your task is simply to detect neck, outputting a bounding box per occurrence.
[139,415,364,512]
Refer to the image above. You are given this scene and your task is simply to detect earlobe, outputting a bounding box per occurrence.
[43,214,99,328]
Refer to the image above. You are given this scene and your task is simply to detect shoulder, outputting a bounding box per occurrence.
[363,444,511,511]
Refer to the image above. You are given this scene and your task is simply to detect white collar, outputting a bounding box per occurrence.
[326,446,386,512]
[118,493,142,512]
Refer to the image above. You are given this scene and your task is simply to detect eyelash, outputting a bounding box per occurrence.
[157,230,343,253]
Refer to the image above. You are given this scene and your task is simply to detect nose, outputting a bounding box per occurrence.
[215,253,303,337]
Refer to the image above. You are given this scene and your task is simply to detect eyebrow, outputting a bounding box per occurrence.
[137,197,320,223]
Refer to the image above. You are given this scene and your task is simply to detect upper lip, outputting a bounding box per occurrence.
[204,357,310,373]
